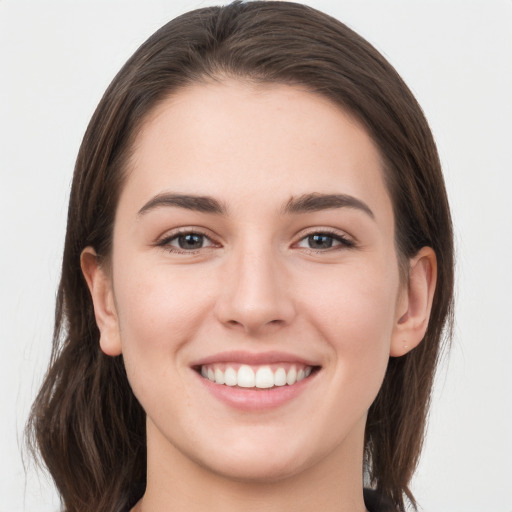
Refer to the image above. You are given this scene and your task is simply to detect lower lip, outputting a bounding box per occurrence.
[195,371,318,411]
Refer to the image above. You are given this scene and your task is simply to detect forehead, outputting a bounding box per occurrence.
[121,80,392,222]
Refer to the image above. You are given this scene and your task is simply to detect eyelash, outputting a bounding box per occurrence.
[156,229,218,254]
[294,229,355,252]
[156,228,355,254]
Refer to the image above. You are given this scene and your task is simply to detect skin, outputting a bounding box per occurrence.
[82,81,436,512]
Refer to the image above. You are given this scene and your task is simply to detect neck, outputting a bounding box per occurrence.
[135,417,368,512]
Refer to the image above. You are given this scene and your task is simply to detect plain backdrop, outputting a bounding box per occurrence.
[1,1,511,511]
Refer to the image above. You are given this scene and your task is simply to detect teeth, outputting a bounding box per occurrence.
[237,365,255,387]
[255,366,274,388]
[214,367,225,385]
[224,367,237,386]
[200,363,314,388]
[274,367,287,387]
[286,366,297,386]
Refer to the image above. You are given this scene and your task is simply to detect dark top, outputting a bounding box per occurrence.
[363,488,396,512]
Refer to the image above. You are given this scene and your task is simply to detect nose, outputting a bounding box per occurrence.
[214,243,296,335]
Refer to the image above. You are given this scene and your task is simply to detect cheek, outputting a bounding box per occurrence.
[111,258,215,385]
[111,265,209,418]
[115,258,206,333]
[299,259,399,401]
[300,259,399,347]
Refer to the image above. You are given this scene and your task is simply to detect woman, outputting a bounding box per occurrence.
[27,2,454,511]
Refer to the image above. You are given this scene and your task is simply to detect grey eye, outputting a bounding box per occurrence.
[161,232,216,252]
[296,232,353,251]
[176,233,206,250]
[307,234,334,249]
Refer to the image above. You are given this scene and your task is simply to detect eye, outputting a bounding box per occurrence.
[296,232,354,251]
[158,231,217,253]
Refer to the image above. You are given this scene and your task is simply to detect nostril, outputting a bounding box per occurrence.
[226,319,243,327]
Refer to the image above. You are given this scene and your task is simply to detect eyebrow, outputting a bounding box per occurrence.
[282,193,374,218]
[137,191,374,219]
[138,193,227,216]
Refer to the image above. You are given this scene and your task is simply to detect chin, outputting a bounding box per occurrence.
[184,425,331,485]
[201,450,310,484]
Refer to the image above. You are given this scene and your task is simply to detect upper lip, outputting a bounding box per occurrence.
[190,350,320,367]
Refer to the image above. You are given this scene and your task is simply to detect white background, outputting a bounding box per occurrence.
[1,1,511,511]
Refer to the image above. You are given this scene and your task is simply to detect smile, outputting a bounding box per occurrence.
[199,363,315,389]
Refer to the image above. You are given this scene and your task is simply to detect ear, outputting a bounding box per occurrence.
[390,247,437,357]
[80,247,122,356]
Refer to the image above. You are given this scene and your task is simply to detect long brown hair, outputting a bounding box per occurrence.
[27,2,454,511]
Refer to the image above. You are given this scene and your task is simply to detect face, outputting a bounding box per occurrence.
[89,81,412,483]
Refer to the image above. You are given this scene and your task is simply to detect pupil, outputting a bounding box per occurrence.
[309,234,332,249]
[178,234,203,249]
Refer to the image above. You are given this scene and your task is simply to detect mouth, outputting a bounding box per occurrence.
[196,363,319,389]
[191,351,322,410]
